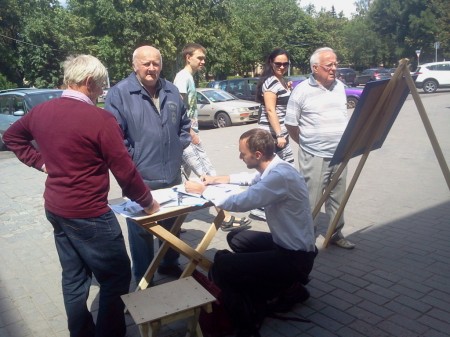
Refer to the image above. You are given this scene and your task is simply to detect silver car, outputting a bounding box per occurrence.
[0,88,63,150]
[196,88,259,128]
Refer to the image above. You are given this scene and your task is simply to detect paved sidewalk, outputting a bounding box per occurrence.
[1,91,449,337]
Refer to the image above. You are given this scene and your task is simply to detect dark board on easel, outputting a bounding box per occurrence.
[330,76,411,166]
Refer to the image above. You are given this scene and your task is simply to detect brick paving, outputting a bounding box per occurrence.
[0,90,449,337]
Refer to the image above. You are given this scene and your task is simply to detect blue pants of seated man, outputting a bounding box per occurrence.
[46,209,131,337]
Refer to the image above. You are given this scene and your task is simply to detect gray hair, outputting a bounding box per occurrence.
[310,47,335,72]
[63,55,107,87]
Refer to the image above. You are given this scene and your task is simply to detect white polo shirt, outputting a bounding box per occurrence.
[285,76,348,158]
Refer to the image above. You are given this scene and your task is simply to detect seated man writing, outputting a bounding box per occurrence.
[185,128,317,337]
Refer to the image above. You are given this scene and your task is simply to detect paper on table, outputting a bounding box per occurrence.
[109,186,208,218]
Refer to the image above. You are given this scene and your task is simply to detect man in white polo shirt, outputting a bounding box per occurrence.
[285,47,355,249]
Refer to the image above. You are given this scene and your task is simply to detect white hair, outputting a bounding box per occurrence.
[63,55,107,87]
[310,47,335,72]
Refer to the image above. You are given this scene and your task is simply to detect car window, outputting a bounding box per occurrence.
[0,95,13,115]
[248,79,258,96]
[13,96,25,112]
[196,92,209,104]
[436,64,450,71]
[28,92,62,107]
[202,90,235,102]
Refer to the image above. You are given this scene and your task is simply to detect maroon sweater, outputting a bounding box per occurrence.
[4,97,153,218]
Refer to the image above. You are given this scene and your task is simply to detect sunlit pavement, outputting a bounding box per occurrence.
[1,90,449,337]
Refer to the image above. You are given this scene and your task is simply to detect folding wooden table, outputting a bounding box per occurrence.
[129,202,225,291]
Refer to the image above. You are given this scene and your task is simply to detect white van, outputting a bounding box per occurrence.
[414,61,450,93]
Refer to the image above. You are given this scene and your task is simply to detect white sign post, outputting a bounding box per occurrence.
[416,49,421,66]
[434,42,440,62]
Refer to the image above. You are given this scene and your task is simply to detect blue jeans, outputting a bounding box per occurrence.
[46,209,131,337]
[126,216,180,282]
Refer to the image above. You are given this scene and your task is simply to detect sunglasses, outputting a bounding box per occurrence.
[273,62,290,68]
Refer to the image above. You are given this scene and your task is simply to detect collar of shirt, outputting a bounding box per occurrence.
[134,74,162,98]
[61,89,94,105]
[308,74,337,91]
[260,155,284,180]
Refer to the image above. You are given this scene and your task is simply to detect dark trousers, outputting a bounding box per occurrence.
[211,228,317,332]
[46,209,131,337]
[127,176,182,282]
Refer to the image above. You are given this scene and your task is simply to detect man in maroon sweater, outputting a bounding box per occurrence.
[3,55,159,337]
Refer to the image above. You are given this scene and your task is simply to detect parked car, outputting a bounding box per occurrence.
[207,78,259,101]
[414,61,450,93]
[0,88,63,150]
[196,88,259,128]
[98,87,110,103]
[354,68,391,86]
[291,80,363,109]
[336,68,357,86]
[344,86,364,109]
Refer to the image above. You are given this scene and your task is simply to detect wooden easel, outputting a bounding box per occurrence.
[315,58,450,248]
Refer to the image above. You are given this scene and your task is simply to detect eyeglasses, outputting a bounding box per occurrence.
[273,62,290,68]
[318,62,339,71]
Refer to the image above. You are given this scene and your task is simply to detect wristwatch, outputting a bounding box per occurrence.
[276,133,283,138]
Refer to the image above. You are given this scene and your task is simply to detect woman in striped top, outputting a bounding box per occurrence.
[256,48,294,164]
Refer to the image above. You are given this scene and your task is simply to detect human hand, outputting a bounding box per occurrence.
[200,175,215,185]
[276,136,287,148]
[191,133,201,145]
[143,199,160,215]
[185,181,205,194]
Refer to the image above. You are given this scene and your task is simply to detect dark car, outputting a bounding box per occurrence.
[207,78,259,101]
[0,88,63,150]
[355,68,391,86]
[291,79,363,109]
[336,68,357,86]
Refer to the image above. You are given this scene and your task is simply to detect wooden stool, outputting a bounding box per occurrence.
[121,276,216,337]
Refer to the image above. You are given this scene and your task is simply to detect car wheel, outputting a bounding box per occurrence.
[347,97,358,109]
[215,112,232,128]
[422,79,438,93]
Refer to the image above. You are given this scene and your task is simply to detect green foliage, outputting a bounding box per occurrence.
[0,73,16,89]
[0,0,448,86]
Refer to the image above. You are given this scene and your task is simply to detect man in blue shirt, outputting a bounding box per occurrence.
[185,128,317,337]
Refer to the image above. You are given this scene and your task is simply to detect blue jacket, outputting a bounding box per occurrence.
[105,73,191,189]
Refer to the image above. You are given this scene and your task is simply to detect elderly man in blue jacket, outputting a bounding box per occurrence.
[105,45,191,283]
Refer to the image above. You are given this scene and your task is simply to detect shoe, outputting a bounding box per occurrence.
[221,216,252,232]
[330,237,355,249]
[270,283,310,313]
[157,265,183,277]
[249,208,266,221]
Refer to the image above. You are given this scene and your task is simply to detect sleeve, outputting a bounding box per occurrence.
[98,116,153,208]
[285,86,302,126]
[262,76,280,95]
[173,72,188,95]
[104,87,134,155]
[178,95,192,149]
[3,111,45,171]
[204,170,286,212]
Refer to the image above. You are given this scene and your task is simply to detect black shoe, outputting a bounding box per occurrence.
[157,265,183,277]
[270,283,310,313]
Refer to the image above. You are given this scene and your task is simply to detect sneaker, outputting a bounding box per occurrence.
[330,237,355,249]
[157,265,183,277]
[249,208,266,221]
